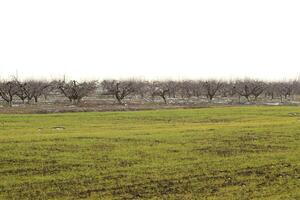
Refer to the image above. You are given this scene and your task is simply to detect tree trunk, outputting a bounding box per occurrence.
[116,94,123,104]
[161,95,167,104]
[245,95,250,102]
[254,95,258,101]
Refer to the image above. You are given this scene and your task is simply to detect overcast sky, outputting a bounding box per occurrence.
[0,0,300,81]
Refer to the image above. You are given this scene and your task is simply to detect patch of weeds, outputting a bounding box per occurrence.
[194,143,288,156]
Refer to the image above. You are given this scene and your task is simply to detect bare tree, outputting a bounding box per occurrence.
[291,80,300,99]
[58,80,97,103]
[265,82,276,100]
[15,80,53,103]
[166,81,179,98]
[150,81,170,104]
[28,80,53,103]
[234,80,265,102]
[234,81,252,102]
[0,80,18,106]
[202,80,224,101]
[190,81,202,98]
[1,77,300,108]
[273,81,294,102]
[251,81,266,101]
[178,81,194,99]
[218,81,234,98]
[134,80,150,99]
[15,80,28,104]
[101,80,137,104]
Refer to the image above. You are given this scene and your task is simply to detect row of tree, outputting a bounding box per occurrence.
[0,78,298,106]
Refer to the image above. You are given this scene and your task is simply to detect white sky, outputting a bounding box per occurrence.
[0,0,300,81]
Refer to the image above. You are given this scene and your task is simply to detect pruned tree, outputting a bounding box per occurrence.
[150,81,170,104]
[101,80,137,104]
[251,81,266,101]
[15,80,53,103]
[190,81,202,98]
[58,80,97,103]
[274,81,294,102]
[234,80,265,102]
[217,81,234,98]
[134,80,150,99]
[0,80,18,106]
[234,80,252,102]
[166,81,179,98]
[202,80,224,101]
[265,82,276,100]
[178,80,194,99]
[15,81,28,103]
[27,80,53,103]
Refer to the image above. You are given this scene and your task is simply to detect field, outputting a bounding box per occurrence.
[0,106,299,199]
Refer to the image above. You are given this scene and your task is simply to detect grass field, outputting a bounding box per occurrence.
[0,106,299,199]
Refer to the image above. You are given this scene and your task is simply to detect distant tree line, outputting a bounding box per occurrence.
[0,78,299,106]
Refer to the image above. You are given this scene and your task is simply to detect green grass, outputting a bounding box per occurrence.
[0,106,299,199]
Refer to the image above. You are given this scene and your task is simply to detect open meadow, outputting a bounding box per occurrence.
[0,106,299,199]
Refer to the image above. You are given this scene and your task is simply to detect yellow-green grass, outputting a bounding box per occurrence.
[0,106,299,199]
